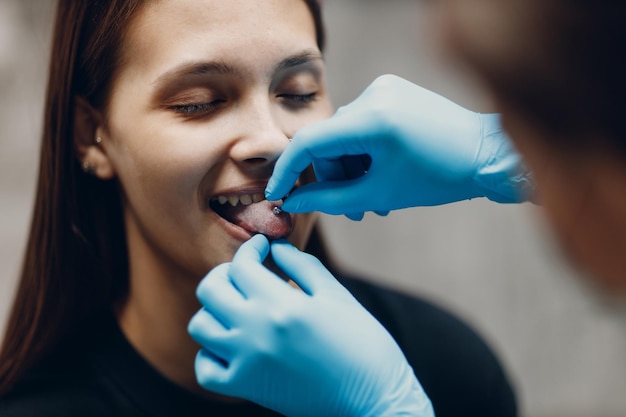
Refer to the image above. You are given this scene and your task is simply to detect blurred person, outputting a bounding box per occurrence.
[187,0,626,416]
[0,1,517,416]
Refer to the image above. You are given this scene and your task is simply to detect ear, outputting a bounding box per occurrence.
[74,96,115,179]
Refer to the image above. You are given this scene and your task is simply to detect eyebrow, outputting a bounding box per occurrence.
[152,49,323,86]
[272,50,323,75]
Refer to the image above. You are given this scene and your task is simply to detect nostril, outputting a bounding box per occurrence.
[244,157,268,164]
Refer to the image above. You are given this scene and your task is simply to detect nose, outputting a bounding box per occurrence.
[229,96,290,172]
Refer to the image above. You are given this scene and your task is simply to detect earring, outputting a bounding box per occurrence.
[95,136,102,144]
[82,161,96,175]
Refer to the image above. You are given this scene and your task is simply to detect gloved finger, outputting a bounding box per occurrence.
[232,234,270,265]
[266,113,378,201]
[194,349,234,395]
[266,139,315,201]
[375,210,390,217]
[229,257,295,302]
[229,234,271,298]
[196,266,246,328]
[280,176,370,214]
[229,235,294,300]
[188,309,236,361]
[270,239,341,296]
[345,212,365,221]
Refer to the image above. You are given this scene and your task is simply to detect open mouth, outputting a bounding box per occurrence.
[209,190,293,240]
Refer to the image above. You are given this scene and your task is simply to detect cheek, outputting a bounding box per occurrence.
[104,115,230,257]
[535,165,626,292]
[107,113,225,203]
[527,144,588,255]
[548,199,626,293]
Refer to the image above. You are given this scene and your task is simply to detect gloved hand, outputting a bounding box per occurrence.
[189,234,435,417]
[266,74,533,220]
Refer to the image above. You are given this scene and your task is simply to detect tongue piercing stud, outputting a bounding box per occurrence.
[273,206,283,215]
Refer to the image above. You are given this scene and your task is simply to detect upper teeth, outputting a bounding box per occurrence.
[214,193,265,207]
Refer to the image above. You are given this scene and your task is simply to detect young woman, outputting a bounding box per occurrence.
[0,1,517,415]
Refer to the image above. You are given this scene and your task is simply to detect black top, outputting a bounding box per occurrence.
[0,274,517,417]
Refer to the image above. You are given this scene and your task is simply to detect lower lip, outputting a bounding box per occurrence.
[210,210,253,241]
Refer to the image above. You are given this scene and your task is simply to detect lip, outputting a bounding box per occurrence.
[205,181,296,242]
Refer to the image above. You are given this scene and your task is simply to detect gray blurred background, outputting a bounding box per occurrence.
[1,1,626,416]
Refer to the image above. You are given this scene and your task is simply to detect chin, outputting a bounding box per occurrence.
[561,239,626,297]
[583,263,626,296]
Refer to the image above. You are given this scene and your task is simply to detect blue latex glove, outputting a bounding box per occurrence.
[266,74,534,220]
[189,234,435,417]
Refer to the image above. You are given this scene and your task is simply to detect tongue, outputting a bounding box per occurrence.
[225,200,293,239]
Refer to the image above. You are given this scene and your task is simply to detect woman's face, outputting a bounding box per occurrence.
[96,0,332,278]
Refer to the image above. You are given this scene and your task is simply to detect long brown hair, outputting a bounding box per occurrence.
[0,0,326,396]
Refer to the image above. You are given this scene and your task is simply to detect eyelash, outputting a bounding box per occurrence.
[169,100,224,116]
[279,92,317,105]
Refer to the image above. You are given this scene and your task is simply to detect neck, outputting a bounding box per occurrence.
[117,260,204,394]
[117,215,223,397]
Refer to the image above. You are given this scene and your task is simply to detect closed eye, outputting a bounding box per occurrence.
[278,92,318,109]
[169,100,226,117]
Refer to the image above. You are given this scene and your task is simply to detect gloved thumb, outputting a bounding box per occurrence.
[232,234,270,264]
[270,239,341,296]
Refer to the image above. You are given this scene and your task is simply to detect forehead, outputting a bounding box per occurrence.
[122,0,318,79]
